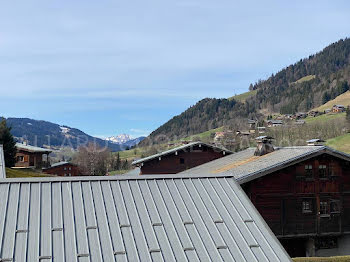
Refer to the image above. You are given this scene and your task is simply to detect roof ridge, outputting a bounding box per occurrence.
[132,141,232,165]
[0,172,235,183]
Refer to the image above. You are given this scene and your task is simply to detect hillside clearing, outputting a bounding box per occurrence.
[305,112,346,124]
[229,89,257,102]
[182,126,224,141]
[292,75,316,84]
[326,133,350,154]
[314,90,350,112]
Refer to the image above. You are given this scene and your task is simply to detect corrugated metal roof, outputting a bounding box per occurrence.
[16,143,52,153]
[132,142,232,166]
[0,174,290,261]
[181,146,350,184]
[0,145,5,178]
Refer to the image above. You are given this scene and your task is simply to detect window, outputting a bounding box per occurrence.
[64,167,67,170]
[329,163,337,177]
[64,173,67,177]
[305,165,313,179]
[69,167,72,170]
[316,237,338,249]
[302,199,313,214]
[320,201,329,216]
[68,173,72,177]
[17,156,24,162]
[330,200,340,213]
[180,158,185,164]
[319,165,327,178]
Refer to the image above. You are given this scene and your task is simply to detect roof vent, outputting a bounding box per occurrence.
[254,136,274,156]
[306,139,325,146]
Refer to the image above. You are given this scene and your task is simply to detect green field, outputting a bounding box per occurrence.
[229,89,257,102]
[109,170,130,175]
[326,133,350,154]
[292,256,350,262]
[182,126,224,141]
[292,75,316,85]
[5,168,53,178]
[314,90,350,112]
[305,112,346,124]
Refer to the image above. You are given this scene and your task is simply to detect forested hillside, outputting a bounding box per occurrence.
[247,38,350,114]
[4,118,122,151]
[140,98,258,145]
[143,38,350,144]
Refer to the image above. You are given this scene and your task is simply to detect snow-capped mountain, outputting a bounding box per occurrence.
[105,134,145,148]
[105,134,132,144]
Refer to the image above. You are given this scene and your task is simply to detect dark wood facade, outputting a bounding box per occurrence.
[139,144,229,174]
[15,150,50,169]
[43,163,81,177]
[242,153,350,256]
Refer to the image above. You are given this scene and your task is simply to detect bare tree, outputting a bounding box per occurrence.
[73,143,110,176]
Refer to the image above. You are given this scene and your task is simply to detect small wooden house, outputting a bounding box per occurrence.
[267,120,283,127]
[132,142,232,175]
[15,143,52,169]
[43,162,81,177]
[332,105,345,113]
[308,111,320,117]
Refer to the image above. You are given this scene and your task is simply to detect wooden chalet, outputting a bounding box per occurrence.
[43,161,81,177]
[267,120,283,127]
[332,105,346,113]
[181,138,350,257]
[15,143,52,169]
[132,142,232,175]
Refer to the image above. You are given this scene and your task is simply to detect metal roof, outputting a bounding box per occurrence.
[47,161,74,168]
[181,146,350,184]
[0,174,290,261]
[267,120,283,124]
[132,141,232,166]
[0,145,5,178]
[306,139,325,143]
[16,143,52,153]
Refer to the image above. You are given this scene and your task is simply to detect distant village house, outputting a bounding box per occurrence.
[332,105,345,113]
[43,161,81,177]
[132,142,232,175]
[14,143,52,169]
[267,119,283,127]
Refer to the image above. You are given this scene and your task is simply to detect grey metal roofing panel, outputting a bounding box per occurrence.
[0,145,5,178]
[0,174,290,261]
[132,141,232,165]
[181,146,350,184]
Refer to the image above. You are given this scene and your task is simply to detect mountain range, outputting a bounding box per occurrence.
[4,118,144,152]
[105,134,145,149]
[140,37,350,145]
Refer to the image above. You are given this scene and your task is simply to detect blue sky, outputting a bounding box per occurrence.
[0,0,349,138]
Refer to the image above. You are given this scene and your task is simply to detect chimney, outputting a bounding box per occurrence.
[254,136,274,156]
[306,139,325,146]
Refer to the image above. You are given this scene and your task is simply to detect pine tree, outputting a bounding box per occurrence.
[0,119,16,167]
[116,152,121,170]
